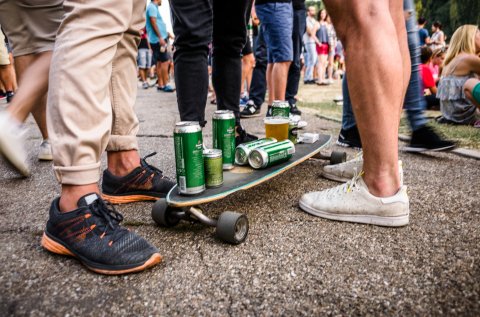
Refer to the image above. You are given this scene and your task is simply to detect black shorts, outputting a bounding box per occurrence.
[151,42,169,64]
[241,37,253,56]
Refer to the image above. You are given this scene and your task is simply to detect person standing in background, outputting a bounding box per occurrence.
[430,21,446,51]
[315,9,329,85]
[326,15,337,84]
[303,6,319,85]
[146,0,174,92]
[417,17,430,46]
[284,0,306,116]
[0,0,63,177]
[255,0,293,115]
[138,27,152,90]
[0,28,15,102]
[170,0,258,145]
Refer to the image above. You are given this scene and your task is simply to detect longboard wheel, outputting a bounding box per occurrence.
[330,151,347,165]
[152,198,180,227]
[216,211,249,245]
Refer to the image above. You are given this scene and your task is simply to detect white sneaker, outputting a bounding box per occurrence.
[289,114,308,129]
[322,153,364,182]
[0,111,30,176]
[299,174,409,227]
[38,139,53,161]
[322,154,404,184]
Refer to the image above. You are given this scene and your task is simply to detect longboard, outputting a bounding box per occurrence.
[167,134,331,207]
[152,134,334,244]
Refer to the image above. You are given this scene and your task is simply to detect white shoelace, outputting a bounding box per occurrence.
[324,170,364,197]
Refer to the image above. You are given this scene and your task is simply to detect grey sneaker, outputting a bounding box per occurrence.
[0,111,30,176]
[38,139,53,161]
[300,174,409,227]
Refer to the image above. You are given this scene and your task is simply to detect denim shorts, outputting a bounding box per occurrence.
[255,2,293,63]
[137,48,152,69]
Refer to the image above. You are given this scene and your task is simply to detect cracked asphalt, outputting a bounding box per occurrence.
[0,87,479,316]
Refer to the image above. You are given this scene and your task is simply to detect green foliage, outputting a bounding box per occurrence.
[415,0,480,39]
[305,0,324,11]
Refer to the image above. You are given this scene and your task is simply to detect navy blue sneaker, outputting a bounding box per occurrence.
[337,125,362,148]
[240,100,261,118]
[42,193,162,275]
[404,126,455,152]
[102,152,175,204]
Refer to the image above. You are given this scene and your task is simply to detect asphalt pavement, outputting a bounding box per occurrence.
[1,88,479,316]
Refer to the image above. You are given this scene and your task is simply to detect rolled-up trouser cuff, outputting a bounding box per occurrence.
[106,135,139,152]
[53,162,102,185]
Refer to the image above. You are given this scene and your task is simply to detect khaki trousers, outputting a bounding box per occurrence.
[0,0,64,57]
[47,0,145,185]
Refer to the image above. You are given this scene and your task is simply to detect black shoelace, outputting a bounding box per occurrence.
[90,199,128,244]
[141,152,173,184]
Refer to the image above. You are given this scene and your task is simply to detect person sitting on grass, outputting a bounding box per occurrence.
[420,46,440,110]
[437,25,480,127]
[430,47,447,83]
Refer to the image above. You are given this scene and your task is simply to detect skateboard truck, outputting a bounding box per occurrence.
[312,150,347,165]
[152,199,249,245]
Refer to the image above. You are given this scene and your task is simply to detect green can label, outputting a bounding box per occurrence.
[235,137,277,165]
[289,122,299,144]
[174,123,205,195]
[212,111,236,169]
[204,149,223,188]
[249,140,295,169]
[272,101,290,118]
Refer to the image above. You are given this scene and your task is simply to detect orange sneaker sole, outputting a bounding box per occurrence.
[101,193,160,204]
[41,233,162,275]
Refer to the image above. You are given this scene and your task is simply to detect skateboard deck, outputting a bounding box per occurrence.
[166,134,331,207]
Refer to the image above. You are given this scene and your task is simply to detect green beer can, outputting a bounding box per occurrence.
[212,110,236,170]
[248,139,295,169]
[271,100,290,118]
[203,149,223,188]
[235,137,277,165]
[174,122,205,195]
[288,121,299,144]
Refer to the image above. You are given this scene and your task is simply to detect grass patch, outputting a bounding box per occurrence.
[300,101,343,121]
[301,102,480,149]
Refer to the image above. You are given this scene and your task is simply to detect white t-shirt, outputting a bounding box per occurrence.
[303,16,317,45]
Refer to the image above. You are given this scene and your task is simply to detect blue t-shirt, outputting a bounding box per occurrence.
[418,28,429,46]
[146,3,167,44]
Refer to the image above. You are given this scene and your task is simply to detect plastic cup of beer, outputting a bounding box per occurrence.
[264,117,290,141]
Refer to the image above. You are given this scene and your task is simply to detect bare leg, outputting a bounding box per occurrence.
[0,65,15,92]
[8,52,51,139]
[156,62,163,87]
[266,63,273,104]
[324,0,410,197]
[241,53,255,94]
[327,54,334,80]
[8,53,17,91]
[464,78,480,109]
[160,61,169,86]
[317,54,327,83]
[271,61,291,100]
[107,150,141,176]
[139,68,148,82]
[245,54,255,92]
[59,183,100,212]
